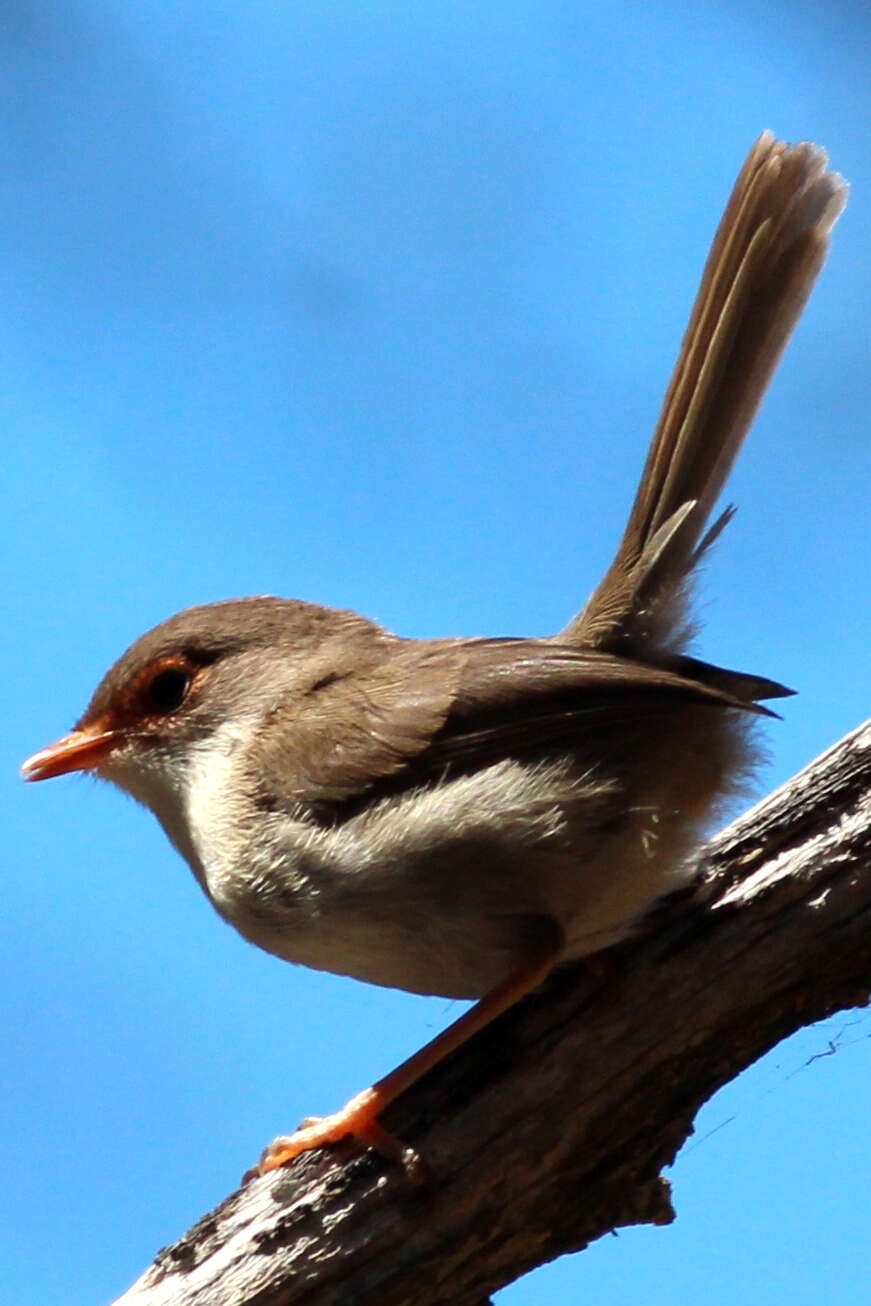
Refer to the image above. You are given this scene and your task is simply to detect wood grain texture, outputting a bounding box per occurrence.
[114,719,871,1306]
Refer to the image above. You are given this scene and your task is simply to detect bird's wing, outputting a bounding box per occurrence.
[249,637,767,819]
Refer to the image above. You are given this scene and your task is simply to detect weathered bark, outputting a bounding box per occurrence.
[114,720,871,1306]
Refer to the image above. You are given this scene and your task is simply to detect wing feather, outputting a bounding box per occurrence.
[250,636,774,819]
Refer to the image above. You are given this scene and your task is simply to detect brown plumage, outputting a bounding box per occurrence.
[23,134,846,1175]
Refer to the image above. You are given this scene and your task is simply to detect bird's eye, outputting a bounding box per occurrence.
[142,666,193,715]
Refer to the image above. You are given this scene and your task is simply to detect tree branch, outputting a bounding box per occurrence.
[114,720,871,1306]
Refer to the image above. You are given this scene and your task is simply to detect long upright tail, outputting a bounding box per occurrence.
[567,133,846,661]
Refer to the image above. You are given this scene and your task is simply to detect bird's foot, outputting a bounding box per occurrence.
[245,1087,428,1185]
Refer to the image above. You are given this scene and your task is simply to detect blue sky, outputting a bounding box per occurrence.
[4,3,871,1303]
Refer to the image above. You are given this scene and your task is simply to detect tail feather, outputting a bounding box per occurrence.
[566,132,847,657]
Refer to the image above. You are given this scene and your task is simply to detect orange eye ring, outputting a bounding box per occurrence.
[142,664,194,715]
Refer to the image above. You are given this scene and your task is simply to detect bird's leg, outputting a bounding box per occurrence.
[255,926,562,1181]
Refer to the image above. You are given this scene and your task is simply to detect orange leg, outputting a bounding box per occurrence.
[256,940,560,1180]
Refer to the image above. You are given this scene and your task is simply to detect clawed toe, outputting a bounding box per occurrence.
[244,1088,428,1183]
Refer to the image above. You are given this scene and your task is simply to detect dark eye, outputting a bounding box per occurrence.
[143,666,193,715]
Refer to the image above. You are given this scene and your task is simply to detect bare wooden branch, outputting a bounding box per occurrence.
[114,720,871,1306]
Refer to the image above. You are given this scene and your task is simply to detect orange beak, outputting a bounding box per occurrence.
[21,727,119,782]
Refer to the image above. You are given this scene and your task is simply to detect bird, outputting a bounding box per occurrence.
[22,133,846,1178]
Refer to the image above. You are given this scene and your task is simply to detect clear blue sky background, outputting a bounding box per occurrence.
[4,4,871,1303]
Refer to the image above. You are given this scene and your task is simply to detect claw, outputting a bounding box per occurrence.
[250,1091,429,1184]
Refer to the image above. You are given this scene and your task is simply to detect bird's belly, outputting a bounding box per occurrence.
[200,755,706,999]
